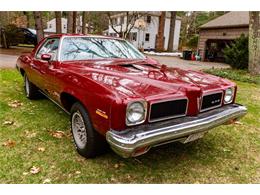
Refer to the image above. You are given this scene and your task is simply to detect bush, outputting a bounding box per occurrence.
[223,34,248,69]
[1,24,25,47]
[187,35,199,49]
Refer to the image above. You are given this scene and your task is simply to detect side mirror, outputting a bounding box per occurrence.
[41,54,52,61]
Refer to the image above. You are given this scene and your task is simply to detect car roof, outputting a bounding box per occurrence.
[46,33,124,41]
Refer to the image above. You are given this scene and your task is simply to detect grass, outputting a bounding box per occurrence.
[204,68,260,84]
[0,69,259,184]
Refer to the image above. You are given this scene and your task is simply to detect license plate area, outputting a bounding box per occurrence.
[182,132,206,144]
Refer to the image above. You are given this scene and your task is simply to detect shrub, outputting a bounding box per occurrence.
[187,35,199,49]
[223,34,248,69]
[1,24,25,47]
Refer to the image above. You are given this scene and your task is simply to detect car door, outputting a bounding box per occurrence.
[31,38,60,92]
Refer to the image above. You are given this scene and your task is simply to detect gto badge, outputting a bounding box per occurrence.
[96,109,108,119]
[211,99,220,104]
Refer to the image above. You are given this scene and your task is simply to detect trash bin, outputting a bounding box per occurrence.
[183,50,192,60]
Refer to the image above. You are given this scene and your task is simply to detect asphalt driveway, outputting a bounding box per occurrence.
[0,47,230,70]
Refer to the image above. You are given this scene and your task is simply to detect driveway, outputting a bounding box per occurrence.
[0,47,230,70]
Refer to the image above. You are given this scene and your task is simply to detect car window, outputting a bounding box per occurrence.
[36,38,60,60]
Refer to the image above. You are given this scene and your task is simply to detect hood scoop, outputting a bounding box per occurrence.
[120,63,159,72]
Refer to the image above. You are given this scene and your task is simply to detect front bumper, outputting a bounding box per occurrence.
[106,104,247,158]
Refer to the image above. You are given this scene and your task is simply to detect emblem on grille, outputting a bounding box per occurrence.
[211,99,221,104]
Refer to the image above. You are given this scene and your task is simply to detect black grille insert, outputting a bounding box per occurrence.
[149,99,187,122]
[201,92,223,111]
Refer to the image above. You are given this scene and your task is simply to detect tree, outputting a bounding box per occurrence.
[249,11,260,75]
[82,12,87,34]
[55,11,62,34]
[107,11,147,39]
[73,11,77,33]
[33,11,44,43]
[167,11,176,52]
[67,12,73,33]
[155,11,166,52]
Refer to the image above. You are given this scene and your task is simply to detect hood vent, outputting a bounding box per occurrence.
[120,64,159,71]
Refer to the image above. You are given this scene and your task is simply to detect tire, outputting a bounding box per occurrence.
[70,102,107,158]
[24,74,40,99]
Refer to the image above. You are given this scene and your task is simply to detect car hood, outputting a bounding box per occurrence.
[61,59,234,100]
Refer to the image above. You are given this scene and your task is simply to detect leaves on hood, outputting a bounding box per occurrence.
[2,140,16,147]
[30,166,41,174]
[49,130,66,139]
[8,100,23,108]
[3,121,14,126]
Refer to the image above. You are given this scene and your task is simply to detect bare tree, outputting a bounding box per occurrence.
[82,12,87,34]
[107,12,147,39]
[73,11,77,33]
[155,11,166,52]
[249,11,260,75]
[167,11,177,52]
[55,11,62,34]
[67,12,73,33]
[33,11,44,43]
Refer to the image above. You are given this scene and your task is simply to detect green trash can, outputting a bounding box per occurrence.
[183,50,192,60]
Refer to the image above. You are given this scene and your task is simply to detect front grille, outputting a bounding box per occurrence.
[201,92,223,111]
[149,99,188,122]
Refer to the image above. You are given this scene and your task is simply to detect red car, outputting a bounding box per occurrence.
[16,34,247,158]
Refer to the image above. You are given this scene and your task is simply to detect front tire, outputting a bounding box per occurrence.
[24,74,40,99]
[70,102,106,158]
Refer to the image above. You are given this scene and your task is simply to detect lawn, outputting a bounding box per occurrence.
[0,69,259,184]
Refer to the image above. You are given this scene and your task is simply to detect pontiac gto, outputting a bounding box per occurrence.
[16,34,247,158]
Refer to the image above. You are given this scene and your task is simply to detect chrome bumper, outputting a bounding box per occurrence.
[106,104,247,158]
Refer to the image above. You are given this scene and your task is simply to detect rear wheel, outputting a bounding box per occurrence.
[70,102,107,158]
[24,74,40,99]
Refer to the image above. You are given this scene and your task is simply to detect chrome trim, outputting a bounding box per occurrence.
[125,100,148,126]
[106,104,247,158]
[200,91,224,112]
[148,97,189,123]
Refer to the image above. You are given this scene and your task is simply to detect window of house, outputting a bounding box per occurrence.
[49,24,52,28]
[120,16,124,25]
[132,32,137,41]
[146,15,151,24]
[145,33,150,42]
[63,24,66,29]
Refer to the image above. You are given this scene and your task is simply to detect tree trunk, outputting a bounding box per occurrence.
[55,11,62,34]
[82,12,87,34]
[155,11,166,52]
[249,11,260,75]
[73,11,77,33]
[67,12,73,33]
[23,11,30,28]
[167,11,177,52]
[33,11,44,43]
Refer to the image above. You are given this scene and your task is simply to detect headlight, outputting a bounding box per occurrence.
[224,88,234,104]
[126,101,147,126]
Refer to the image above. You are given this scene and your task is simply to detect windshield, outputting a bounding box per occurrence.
[60,37,146,61]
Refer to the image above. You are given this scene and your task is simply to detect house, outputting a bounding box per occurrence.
[198,11,249,62]
[106,12,181,51]
[44,17,93,34]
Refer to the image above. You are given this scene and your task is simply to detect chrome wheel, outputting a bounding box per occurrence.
[72,111,87,149]
[25,76,30,96]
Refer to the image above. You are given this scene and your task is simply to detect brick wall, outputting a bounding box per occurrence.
[198,27,249,61]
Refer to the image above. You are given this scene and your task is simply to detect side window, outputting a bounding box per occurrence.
[36,38,60,60]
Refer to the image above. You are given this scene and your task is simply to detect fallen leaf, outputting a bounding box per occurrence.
[8,100,23,108]
[37,147,45,152]
[22,172,29,176]
[30,166,41,174]
[50,131,65,139]
[3,121,14,126]
[75,171,81,175]
[2,140,16,147]
[114,163,120,169]
[43,178,51,184]
[25,131,37,138]
[234,121,243,125]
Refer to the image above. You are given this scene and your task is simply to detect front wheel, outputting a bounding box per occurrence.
[70,102,107,158]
